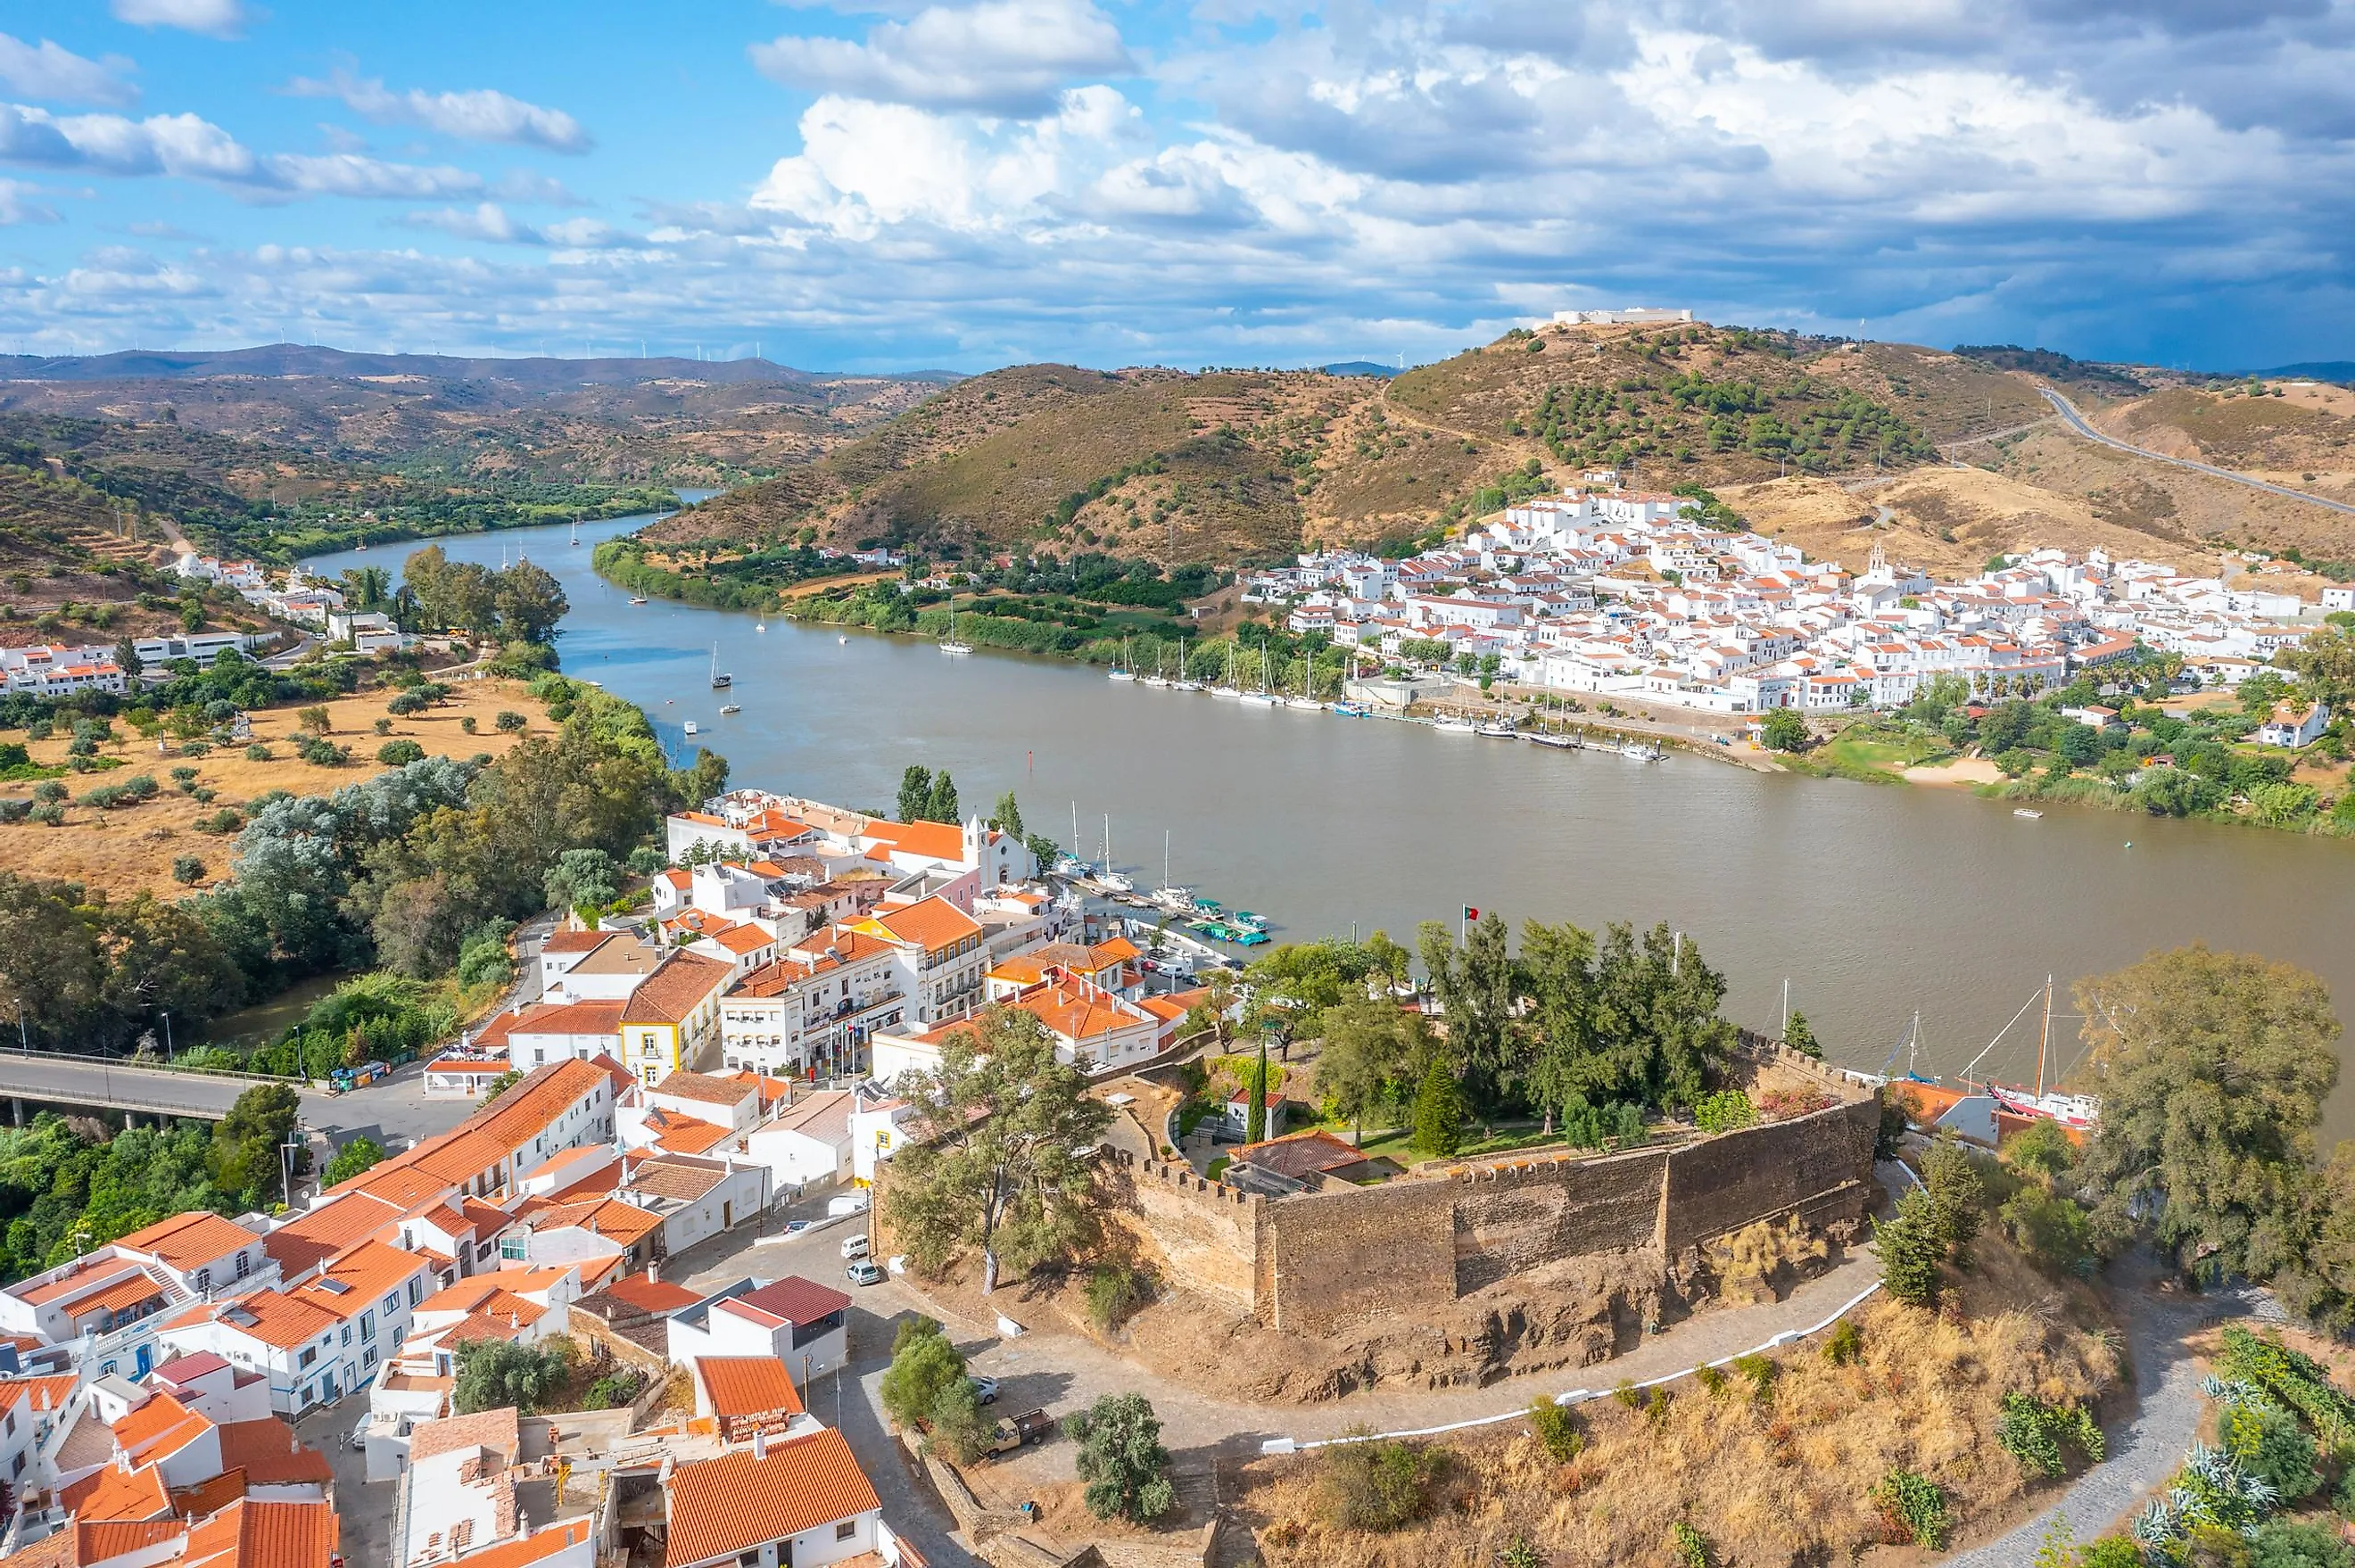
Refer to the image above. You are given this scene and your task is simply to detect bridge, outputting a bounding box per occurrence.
[0,1052,477,1149]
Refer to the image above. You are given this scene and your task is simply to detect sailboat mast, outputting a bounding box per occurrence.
[2036,974,2053,1098]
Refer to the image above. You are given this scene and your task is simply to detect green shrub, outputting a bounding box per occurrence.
[0,799,28,823]
[496,710,528,732]
[1872,1469,1951,1550]
[181,739,209,757]
[1730,1353,1778,1402]
[1693,1090,1756,1133]
[1087,1265,1151,1332]
[1527,1399,1583,1462]
[1499,1537,1546,1568]
[244,743,272,761]
[585,1370,644,1410]
[171,854,206,886]
[2082,1538,2147,1568]
[1065,1393,1175,1523]
[2252,1518,2353,1568]
[2219,1327,2355,1458]
[1996,1392,2105,1477]
[30,780,65,803]
[1671,1521,1708,1568]
[2224,1395,2320,1500]
[169,765,200,789]
[1694,1364,1728,1397]
[1823,1319,1863,1366]
[1319,1435,1442,1532]
[376,739,426,765]
[27,802,62,826]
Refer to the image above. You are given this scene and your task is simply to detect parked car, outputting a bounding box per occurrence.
[969,1375,1000,1405]
[986,1407,1054,1456]
[846,1260,887,1287]
[840,1233,870,1260]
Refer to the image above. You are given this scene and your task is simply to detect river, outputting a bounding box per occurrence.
[305,512,2355,1122]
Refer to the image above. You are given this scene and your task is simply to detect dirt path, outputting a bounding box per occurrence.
[1946,1261,2270,1564]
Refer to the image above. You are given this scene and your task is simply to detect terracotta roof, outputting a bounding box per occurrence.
[428,1522,592,1568]
[262,1193,403,1276]
[653,1120,732,1156]
[178,1499,336,1568]
[540,929,610,954]
[184,1288,339,1352]
[62,1461,171,1523]
[660,1430,878,1568]
[862,819,964,863]
[522,1197,659,1248]
[770,1091,852,1144]
[111,1213,259,1272]
[70,1273,169,1318]
[288,1239,425,1321]
[625,1158,727,1203]
[864,896,979,955]
[708,926,775,957]
[409,1407,520,1463]
[153,1351,232,1386]
[502,1001,627,1040]
[215,1420,335,1486]
[732,1276,848,1326]
[1233,1127,1369,1181]
[651,1072,754,1107]
[695,1356,803,1421]
[112,1391,212,1462]
[591,1271,701,1317]
[620,953,731,1025]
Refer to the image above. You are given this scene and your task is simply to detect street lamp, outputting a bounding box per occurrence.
[280,1127,305,1209]
[160,1011,173,1065]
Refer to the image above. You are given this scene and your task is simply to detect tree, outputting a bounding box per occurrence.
[1417,914,1520,1103]
[543,847,621,913]
[323,1136,384,1187]
[926,770,961,825]
[376,740,426,765]
[2076,945,2340,1283]
[1922,1132,1986,1266]
[1065,1394,1176,1524]
[477,1069,522,1108]
[1760,708,1808,752]
[1314,1000,1417,1142]
[880,1316,964,1424]
[1875,1184,1948,1306]
[2277,625,2355,708]
[452,1339,565,1414]
[1411,1056,1467,1157]
[0,874,103,1048]
[171,854,207,886]
[493,559,569,645]
[897,765,932,824]
[298,706,332,737]
[879,1005,1112,1292]
[211,1083,302,1207]
[990,791,1025,840]
[1782,1011,1820,1059]
[1246,1034,1269,1143]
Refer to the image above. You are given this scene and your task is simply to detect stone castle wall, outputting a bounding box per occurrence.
[1114,1050,1880,1337]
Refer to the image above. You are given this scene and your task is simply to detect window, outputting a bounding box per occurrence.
[383,1292,400,1315]
[340,1325,351,1347]
[361,1310,376,1341]
[235,1250,250,1278]
[362,1346,377,1370]
[298,1348,316,1368]
[409,1278,423,1306]
[836,1522,857,1542]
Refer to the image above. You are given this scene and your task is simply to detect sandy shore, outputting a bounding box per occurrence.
[1901,756,2004,786]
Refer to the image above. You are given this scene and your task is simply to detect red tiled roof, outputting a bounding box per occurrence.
[695,1357,803,1422]
[428,1522,591,1568]
[732,1276,848,1327]
[651,1072,753,1107]
[660,1430,878,1568]
[215,1420,335,1487]
[409,1407,519,1463]
[592,1271,701,1316]
[179,1499,336,1568]
[620,953,731,1025]
[864,896,979,955]
[112,1213,257,1272]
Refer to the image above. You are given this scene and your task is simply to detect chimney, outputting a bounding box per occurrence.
[645,1259,658,1284]
[751,1429,766,1461]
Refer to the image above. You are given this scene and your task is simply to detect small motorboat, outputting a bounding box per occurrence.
[1330,702,1369,717]
[629,596,649,606]
[682,721,698,736]
[719,704,741,716]
[1432,716,1477,733]
[839,635,848,644]
[2014,808,2044,820]
[1475,722,1518,739]
[1526,731,1579,748]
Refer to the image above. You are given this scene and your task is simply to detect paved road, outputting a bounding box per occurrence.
[2037,386,2355,518]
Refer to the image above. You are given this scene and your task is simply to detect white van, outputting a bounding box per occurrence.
[840,1233,870,1261]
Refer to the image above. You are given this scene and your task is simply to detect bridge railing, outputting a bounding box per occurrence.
[0,1048,302,1085]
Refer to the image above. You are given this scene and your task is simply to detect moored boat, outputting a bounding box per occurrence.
[1433,716,1477,733]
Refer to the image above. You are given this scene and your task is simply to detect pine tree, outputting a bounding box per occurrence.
[1783,1010,1821,1059]
[1246,1036,1269,1143]
[897,765,932,823]
[992,790,1025,839]
[927,770,961,824]
[1922,1132,1985,1266]
[1876,1184,1948,1306]
[1412,1057,1467,1157]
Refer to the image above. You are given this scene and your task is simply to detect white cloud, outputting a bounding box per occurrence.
[108,0,248,40]
[0,177,59,225]
[287,69,591,153]
[0,34,138,108]
[396,202,627,247]
[750,0,1134,115]
[0,102,484,201]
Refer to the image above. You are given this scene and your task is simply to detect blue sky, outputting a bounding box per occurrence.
[0,0,2347,373]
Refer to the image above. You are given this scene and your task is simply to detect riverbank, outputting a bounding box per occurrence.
[224,483,687,562]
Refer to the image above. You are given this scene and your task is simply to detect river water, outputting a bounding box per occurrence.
[305,513,2355,1122]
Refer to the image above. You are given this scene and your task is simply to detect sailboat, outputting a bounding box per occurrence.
[1236,644,1278,706]
[1285,653,1322,710]
[569,516,581,548]
[1142,648,1171,689]
[1149,829,1192,909]
[1108,636,1136,681]
[708,644,732,689]
[939,598,971,656]
[1211,641,1242,698]
[1096,814,1135,893]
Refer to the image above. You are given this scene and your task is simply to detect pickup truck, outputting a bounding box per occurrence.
[985,1407,1054,1457]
